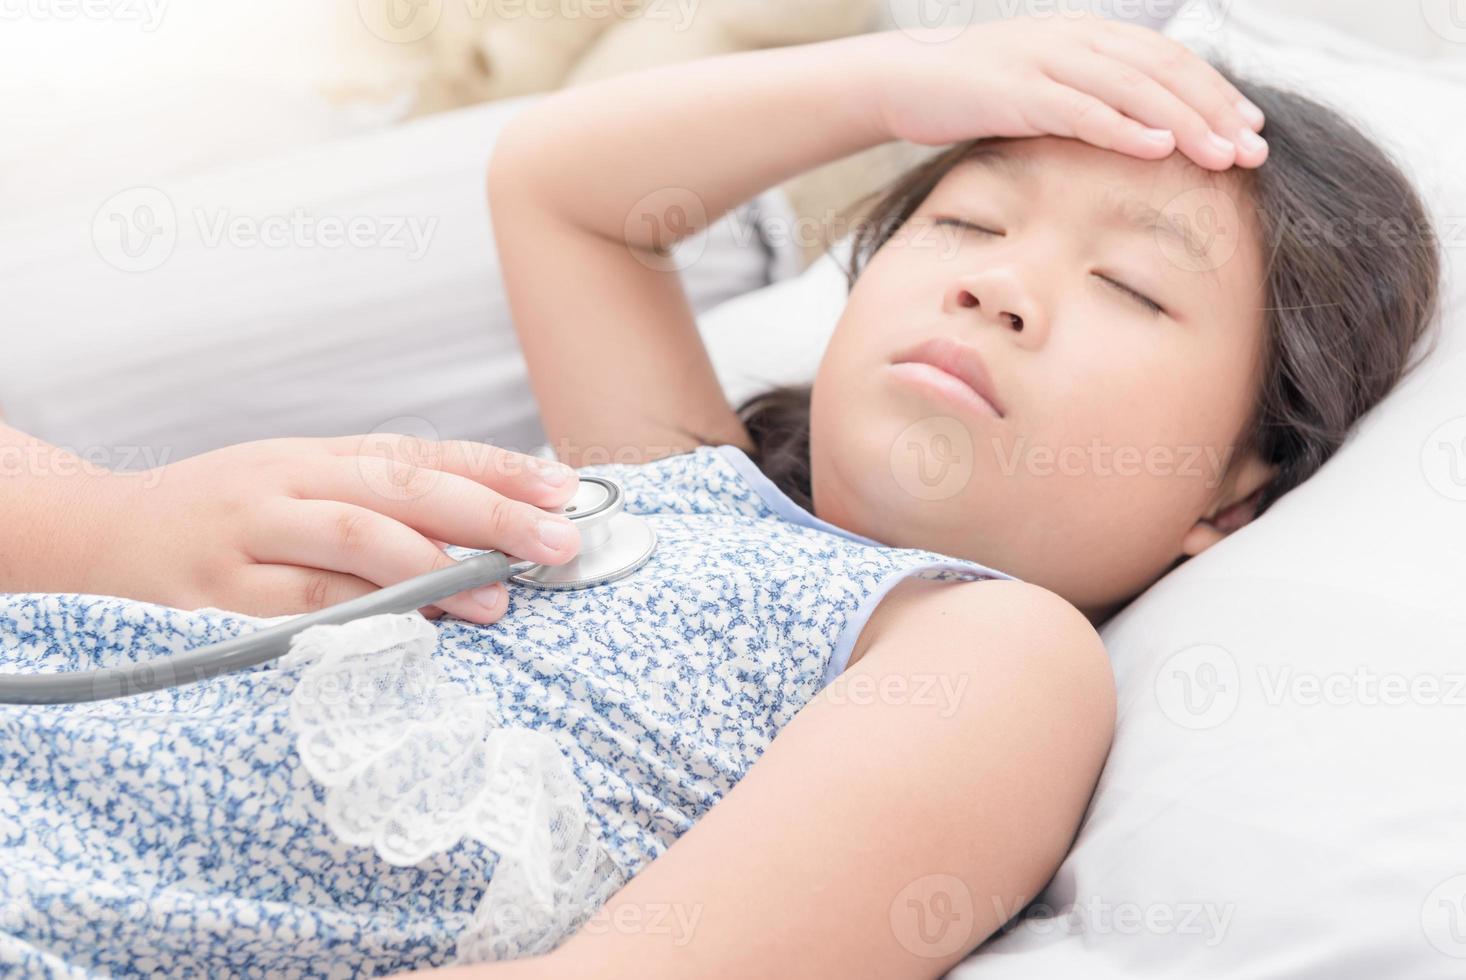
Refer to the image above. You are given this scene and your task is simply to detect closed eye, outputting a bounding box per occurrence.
[934,216,1165,316]
[1098,274,1164,316]
[933,217,1003,237]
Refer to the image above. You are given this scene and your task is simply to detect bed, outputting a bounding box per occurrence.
[3,1,1464,976]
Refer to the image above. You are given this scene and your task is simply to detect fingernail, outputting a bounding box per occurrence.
[1141,127,1173,145]
[530,457,575,486]
[470,583,506,612]
[1237,98,1265,129]
[537,518,577,551]
[1236,127,1267,154]
[1207,130,1234,155]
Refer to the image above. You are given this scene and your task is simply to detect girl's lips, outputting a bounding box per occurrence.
[888,362,1003,420]
[890,337,1006,418]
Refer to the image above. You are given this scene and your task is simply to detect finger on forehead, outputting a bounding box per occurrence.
[1097,23,1257,123]
[323,433,576,508]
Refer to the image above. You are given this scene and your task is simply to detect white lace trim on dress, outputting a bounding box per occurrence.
[276,612,626,961]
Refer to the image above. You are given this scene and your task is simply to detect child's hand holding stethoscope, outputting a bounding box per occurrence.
[74,434,583,624]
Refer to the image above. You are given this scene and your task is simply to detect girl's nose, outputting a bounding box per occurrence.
[943,268,1046,344]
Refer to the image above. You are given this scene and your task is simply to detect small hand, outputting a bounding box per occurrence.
[83,434,583,624]
[871,14,1267,171]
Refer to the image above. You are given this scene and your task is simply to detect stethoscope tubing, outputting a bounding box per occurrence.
[0,549,538,706]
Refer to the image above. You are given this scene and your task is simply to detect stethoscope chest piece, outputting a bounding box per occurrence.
[508,475,656,590]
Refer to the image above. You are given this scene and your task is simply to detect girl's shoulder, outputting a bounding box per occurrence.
[848,574,1107,680]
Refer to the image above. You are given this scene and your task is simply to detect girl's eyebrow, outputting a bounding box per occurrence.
[954,147,1033,182]
[956,147,1222,281]
[1103,195,1222,283]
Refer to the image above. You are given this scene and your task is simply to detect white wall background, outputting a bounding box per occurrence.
[0,1,412,219]
[2,0,1462,220]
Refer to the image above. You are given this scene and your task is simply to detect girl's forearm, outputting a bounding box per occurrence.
[0,422,122,594]
[492,32,895,248]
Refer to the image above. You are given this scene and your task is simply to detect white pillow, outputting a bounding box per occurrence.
[698,236,853,407]
[694,4,1466,976]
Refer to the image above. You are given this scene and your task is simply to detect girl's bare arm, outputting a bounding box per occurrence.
[419,578,1115,978]
[486,19,1263,470]
[0,422,114,593]
[487,35,891,468]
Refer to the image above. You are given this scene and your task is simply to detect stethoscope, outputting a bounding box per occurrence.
[0,476,655,706]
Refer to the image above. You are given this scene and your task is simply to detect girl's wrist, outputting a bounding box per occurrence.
[0,426,136,595]
[851,23,997,149]
[53,467,144,597]
[809,29,908,148]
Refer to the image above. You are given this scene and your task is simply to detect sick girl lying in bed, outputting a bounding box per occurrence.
[0,14,1439,979]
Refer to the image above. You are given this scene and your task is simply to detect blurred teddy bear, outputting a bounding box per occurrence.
[413,0,881,111]
[337,0,903,267]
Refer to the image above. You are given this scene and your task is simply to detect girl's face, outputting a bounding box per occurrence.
[810,135,1275,621]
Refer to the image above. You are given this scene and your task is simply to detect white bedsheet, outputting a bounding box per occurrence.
[0,95,801,464]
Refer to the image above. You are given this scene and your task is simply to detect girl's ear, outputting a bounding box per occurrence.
[1179,451,1278,558]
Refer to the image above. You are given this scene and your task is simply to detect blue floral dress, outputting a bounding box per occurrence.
[0,445,1015,977]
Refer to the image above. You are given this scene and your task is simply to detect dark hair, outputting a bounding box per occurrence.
[735,67,1442,520]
